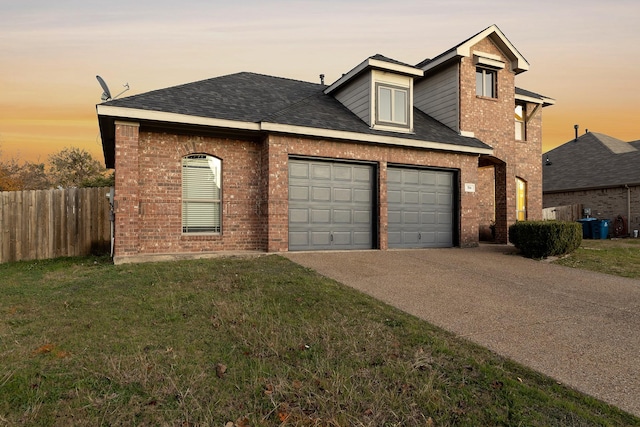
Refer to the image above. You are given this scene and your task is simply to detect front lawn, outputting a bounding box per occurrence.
[1,255,637,426]
[553,238,640,278]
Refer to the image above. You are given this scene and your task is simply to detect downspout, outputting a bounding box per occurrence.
[625,184,631,236]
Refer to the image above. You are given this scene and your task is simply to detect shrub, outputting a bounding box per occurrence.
[509,221,582,259]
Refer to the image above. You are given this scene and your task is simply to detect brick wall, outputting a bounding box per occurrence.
[114,126,264,261]
[459,38,544,242]
[544,186,640,234]
[265,134,481,251]
[113,124,481,261]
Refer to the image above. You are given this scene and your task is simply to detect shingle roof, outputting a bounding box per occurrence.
[543,132,640,192]
[100,71,489,150]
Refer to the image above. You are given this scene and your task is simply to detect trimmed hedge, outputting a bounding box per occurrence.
[509,221,582,259]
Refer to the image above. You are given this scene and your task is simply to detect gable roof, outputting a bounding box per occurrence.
[324,54,423,95]
[417,24,529,75]
[543,132,640,192]
[97,72,490,168]
[515,87,555,107]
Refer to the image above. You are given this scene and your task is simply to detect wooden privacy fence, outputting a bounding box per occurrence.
[0,187,112,263]
[542,204,583,222]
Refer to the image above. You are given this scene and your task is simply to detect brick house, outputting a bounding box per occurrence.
[97,24,554,264]
[543,131,640,236]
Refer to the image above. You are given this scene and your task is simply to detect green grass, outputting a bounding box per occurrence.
[1,255,638,426]
[553,238,640,278]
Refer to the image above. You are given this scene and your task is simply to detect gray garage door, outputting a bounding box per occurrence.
[388,167,455,248]
[289,159,374,251]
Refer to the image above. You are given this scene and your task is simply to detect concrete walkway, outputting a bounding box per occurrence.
[284,245,640,417]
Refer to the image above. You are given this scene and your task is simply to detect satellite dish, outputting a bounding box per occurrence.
[96,75,129,102]
[96,75,112,101]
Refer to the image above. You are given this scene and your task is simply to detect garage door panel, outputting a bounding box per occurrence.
[334,165,352,181]
[404,191,420,204]
[289,208,309,224]
[421,212,436,224]
[312,187,331,202]
[388,169,402,184]
[289,185,309,201]
[311,231,331,246]
[311,164,331,180]
[334,187,352,202]
[388,167,455,248]
[290,163,309,179]
[354,167,372,182]
[420,172,437,185]
[289,159,374,251]
[421,191,436,204]
[311,209,330,223]
[333,209,352,223]
[403,211,420,224]
[354,189,371,203]
[354,210,372,224]
[404,171,420,185]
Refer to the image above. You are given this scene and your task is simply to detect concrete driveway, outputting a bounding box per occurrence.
[284,244,640,417]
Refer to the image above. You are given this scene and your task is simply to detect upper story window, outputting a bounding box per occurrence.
[376,83,409,128]
[515,102,526,141]
[475,68,496,98]
[182,154,222,234]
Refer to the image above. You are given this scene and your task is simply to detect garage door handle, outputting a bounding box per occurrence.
[418,232,421,240]
[330,233,333,242]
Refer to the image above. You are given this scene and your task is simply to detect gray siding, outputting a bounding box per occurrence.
[414,64,459,132]
[333,73,371,125]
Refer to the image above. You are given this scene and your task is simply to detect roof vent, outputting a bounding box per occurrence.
[319,74,325,85]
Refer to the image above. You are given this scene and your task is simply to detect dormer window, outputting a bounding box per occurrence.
[377,84,409,127]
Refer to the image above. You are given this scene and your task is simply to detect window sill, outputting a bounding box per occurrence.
[181,233,222,241]
[476,95,498,102]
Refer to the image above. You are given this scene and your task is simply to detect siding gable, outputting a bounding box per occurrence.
[414,63,459,132]
[333,72,371,126]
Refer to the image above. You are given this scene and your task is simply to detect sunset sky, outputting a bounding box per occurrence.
[2,0,639,166]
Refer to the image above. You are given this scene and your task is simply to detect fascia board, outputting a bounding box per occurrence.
[368,58,424,77]
[325,57,423,95]
[96,105,492,155]
[324,59,370,94]
[420,50,460,73]
[261,122,492,155]
[96,105,261,131]
[515,93,556,106]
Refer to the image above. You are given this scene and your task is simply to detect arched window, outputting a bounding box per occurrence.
[516,177,527,221]
[182,154,221,233]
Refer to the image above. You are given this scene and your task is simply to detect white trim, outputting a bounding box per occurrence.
[99,104,492,155]
[261,122,492,155]
[97,105,261,131]
[325,57,423,95]
[474,55,505,70]
[515,93,556,106]
[421,25,529,75]
[460,130,475,138]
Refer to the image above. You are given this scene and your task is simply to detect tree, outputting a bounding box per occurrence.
[48,147,110,188]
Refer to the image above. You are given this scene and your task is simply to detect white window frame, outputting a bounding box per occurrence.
[515,102,526,141]
[375,83,409,128]
[182,154,222,234]
[476,67,497,98]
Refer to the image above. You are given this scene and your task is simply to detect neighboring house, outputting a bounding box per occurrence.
[543,131,640,236]
[97,24,554,264]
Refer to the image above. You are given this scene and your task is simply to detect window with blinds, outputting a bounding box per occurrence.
[182,154,221,233]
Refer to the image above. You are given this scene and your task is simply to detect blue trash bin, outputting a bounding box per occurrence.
[597,220,609,239]
[577,218,597,239]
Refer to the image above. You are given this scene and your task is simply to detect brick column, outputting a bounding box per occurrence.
[378,161,388,250]
[494,163,508,244]
[264,135,289,252]
[114,121,140,258]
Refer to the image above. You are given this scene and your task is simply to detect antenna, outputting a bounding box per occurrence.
[96,75,129,101]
